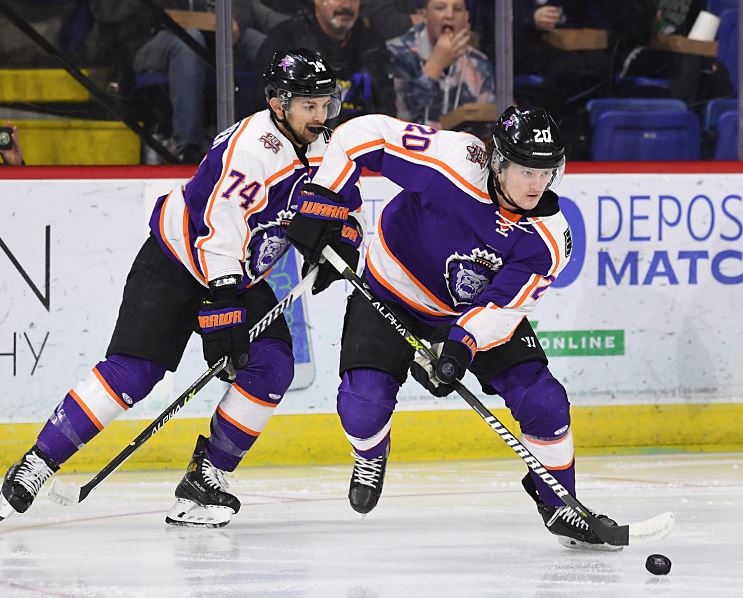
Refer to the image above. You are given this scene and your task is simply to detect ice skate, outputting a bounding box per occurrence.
[1,446,59,521]
[348,446,389,514]
[522,474,622,551]
[165,435,240,528]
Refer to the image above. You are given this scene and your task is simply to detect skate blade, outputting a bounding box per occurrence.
[558,536,624,551]
[628,511,675,545]
[165,498,233,528]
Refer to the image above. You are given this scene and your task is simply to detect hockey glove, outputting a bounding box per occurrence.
[198,276,250,383]
[287,183,349,265]
[410,326,476,397]
[304,214,364,295]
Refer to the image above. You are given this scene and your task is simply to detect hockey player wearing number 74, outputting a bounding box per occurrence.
[295,106,622,550]
[0,49,364,528]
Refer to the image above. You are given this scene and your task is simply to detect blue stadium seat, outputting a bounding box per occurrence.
[614,75,673,97]
[707,0,737,17]
[717,9,738,94]
[591,110,701,160]
[514,74,546,89]
[714,111,738,159]
[704,98,738,131]
[586,98,686,127]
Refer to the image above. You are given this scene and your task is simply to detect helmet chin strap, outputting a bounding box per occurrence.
[491,172,530,214]
[269,106,306,148]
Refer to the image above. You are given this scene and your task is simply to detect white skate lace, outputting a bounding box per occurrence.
[352,453,385,488]
[200,458,229,491]
[15,453,54,496]
[547,505,590,531]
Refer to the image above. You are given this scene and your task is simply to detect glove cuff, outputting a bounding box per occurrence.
[447,325,477,364]
[208,275,240,302]
[340,219,363,249]
[297,184,348,222]
[302,182,343,201]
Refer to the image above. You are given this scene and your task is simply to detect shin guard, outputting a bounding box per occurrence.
[206,338,294,471]
[487,361,575,506]
[36,355,166,465]
[337,368,400,459]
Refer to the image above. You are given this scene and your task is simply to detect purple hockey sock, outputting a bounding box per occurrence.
[205,338,294,471]
[36,354,166,465]
[486,361,575,506]
[337,368,400,459]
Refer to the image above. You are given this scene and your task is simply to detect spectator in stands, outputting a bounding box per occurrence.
[89,0,208,164]
[387,0,495,128]
[0,123,24,166]
[361,0,425,41]
[513,0,615,122]
[617,0,735,107]
[255,0,396,121]
[233,1,292,71]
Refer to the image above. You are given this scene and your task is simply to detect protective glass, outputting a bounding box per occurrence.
[490,149,566,190]
[277,86,342,121]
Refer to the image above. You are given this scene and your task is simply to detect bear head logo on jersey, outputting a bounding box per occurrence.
[445,248,503,306]
[245,209,294,282]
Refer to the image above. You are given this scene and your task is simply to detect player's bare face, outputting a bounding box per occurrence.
[498,164,553,211]
[285,97,334,144]
[315,0,360,36]
[426,0,468,42]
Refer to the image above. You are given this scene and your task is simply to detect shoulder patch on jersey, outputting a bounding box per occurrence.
[465,142,488,169]
[259,132,283,154]
[445,248,503,306]
[563,227,572,259]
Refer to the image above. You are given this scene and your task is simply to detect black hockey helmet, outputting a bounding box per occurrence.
[491,106,565,187]
[263,48,341,119]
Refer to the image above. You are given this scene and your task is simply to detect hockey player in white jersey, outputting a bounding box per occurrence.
[292,106,621,549]
[0,49,363,527]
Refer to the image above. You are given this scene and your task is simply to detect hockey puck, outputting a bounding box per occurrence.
[645,554,671,575]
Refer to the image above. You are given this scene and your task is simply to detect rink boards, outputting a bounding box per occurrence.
[1,163,742,471]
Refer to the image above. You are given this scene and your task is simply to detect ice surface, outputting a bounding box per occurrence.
[1,454,741,597]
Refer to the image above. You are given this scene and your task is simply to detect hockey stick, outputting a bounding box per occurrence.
[49,264,319,506]
[321,245,674,546]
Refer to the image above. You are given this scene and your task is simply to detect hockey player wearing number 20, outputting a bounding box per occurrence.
[0,48,363,528]
[303,106,621,550]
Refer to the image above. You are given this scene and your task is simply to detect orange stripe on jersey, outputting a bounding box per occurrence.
[197,115,254,279]
[216,406,260,437]
[385,142,491,201]
[532,217,561,276]
[232,384,278,408]
[499,207,522,222]
[181,204,206,284]
[366,257,449,318]
[377,216,457,314]
[330,159,355,192]
[92,367,128,410]
[458,306,485,328]
[327,139,384,191]
[266,161,296,187]
[69,389,104,431]
[476,315,526,351]
[512,274,542,308]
